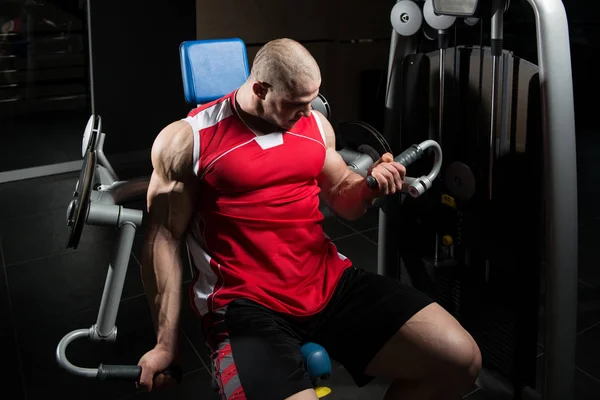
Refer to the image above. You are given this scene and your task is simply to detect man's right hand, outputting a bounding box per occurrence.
[137,345,178,392]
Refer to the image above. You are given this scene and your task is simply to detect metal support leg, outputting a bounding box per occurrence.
[379,25,415,279]
[524,0,578,399]
[93,221,138,339]
[489,0,504,199]
[57,201,143,378]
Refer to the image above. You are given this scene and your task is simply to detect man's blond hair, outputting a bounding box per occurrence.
[250,38,321,95]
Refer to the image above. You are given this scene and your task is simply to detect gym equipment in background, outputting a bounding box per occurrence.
[390,0,423,37]
[59,115,179,382]
[311,93,331,120]
[380,0,577,399]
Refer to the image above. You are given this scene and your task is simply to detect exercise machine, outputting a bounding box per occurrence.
[55,37,444,397]
[381,1,577,399]
[57,114,180,383]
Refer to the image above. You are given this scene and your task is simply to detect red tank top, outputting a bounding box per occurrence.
[183,90,352,318]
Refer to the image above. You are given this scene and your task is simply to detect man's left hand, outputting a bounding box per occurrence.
[367,153,406,196]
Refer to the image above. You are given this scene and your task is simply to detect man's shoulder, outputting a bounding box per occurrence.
[151,121,195,178]
[186,90,236,120]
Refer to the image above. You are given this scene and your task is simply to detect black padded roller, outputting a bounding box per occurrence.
[97,364,142,381]
[97,364,183,383]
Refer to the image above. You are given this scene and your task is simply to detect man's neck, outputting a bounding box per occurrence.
[235,84,280,134]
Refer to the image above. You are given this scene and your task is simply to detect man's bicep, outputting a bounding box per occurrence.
[319,147,352,196]
[315,111,352,196]
[146,121,198,240]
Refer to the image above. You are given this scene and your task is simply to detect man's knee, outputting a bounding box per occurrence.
[438,328,482,391]
[389,327,481,398]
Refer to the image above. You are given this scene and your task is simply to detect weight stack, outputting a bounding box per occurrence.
[394,46,543,392]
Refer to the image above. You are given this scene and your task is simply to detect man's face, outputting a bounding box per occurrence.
[259,78,321,131]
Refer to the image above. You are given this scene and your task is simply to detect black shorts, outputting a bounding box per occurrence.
[202,267,434,400]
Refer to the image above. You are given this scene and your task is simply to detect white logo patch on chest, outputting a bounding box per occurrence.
[254,132,284,149]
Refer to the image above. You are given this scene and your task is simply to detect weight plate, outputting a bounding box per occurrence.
[67,134,98,249]
[337,121,392,160]
[81,115,101,157]
[81,115,95,158]
[444,161,476,201]
[311,93,331,120]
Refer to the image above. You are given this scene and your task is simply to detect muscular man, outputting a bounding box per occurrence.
[137,38,481,400]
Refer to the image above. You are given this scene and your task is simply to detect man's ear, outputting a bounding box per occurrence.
[252,81,271,100]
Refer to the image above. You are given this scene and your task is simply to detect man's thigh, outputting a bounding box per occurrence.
[204,299,316,400]
[362,301,480,381]
[309,267,436,386]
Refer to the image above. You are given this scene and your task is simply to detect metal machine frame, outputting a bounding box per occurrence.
[380,0,577,399]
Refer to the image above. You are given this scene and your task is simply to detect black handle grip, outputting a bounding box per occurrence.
[97,364,183,384]
[394,145,423,167]
[366,145,423,189]
[366,176,378,189]
[97,364,141,381]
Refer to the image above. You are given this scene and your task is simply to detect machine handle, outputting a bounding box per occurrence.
[366,144,424,189]
[97,364,183,383]
[97,364,141,381]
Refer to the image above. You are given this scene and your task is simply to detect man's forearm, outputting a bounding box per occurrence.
[141,232,184,353]
[324,171,375,221]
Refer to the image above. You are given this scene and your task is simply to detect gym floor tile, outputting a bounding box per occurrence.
[576,282,600,334]
[534,351,600,400]
[574,369,600,400]
[360,227,378,244]
[463,388,486,399]
[0,208,115,267]
[538,282,600,345]
[579,218,600,290]
[332,233,378,275]
[0,172,78,219]
[6,240,144,329]
[578,195,600,225]
[322,217,357,241]
[16,295,205,400]
[0,267,14,337]
[337,207,380,233]
[0,333,26,400]
[575,322,600,382]
[118,368,219,400]
[178,296,212,373]
[577,137,600,221]
[325,360,389,399]
[324,364,480,399]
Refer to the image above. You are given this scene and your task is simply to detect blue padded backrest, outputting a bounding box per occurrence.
[180,38,250,104]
